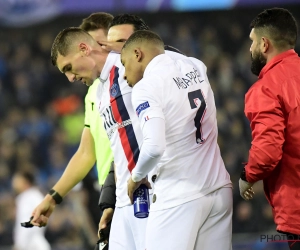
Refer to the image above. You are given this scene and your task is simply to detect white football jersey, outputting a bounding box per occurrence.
[131,54,231,211]
[96,52,144,208]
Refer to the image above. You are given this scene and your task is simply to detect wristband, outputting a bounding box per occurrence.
[240,167,248,182]
[48,189,63,204]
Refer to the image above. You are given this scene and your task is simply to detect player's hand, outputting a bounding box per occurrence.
[98,41,125,53]
[239,178,255,200]
[98,208,114,240]
[30,194,56,227]
[127,177,151,204]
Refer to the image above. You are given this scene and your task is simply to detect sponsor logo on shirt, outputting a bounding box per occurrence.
[110,82,120,98]
[136,101,150,117]
[106,119,132,139]
[102,106,134,139]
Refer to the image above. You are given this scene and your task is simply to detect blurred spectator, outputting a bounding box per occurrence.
[0,193,15,246]
[12,170,51,250]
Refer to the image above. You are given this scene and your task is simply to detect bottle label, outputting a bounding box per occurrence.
[133,184,149,218]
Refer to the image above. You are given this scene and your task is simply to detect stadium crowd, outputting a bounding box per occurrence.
[0,7,299,249]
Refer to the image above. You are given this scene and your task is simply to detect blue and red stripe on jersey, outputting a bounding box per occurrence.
[109,66,140,173]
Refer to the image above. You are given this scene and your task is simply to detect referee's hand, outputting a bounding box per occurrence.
[31,194,56,227]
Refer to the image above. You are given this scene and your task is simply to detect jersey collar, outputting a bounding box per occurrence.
[99,52,120,83]
[144,53,171,76]
[259,49,297,79]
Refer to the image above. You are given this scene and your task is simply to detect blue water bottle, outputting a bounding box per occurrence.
[133,184,150,218]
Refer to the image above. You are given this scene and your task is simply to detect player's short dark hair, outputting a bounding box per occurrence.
[109,14,150,31]
[51,27,94,66]
[250,7,298,49]
[79,12,114,34]
[17,170,35,186]
[122,30,164,50]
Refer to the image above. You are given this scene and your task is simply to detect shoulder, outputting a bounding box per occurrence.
[133,77,156,96]
[132,76,162,102]
[246,79,278,103]
[138,74,164,91]
[188,57,207,69]
[165,50,186,60]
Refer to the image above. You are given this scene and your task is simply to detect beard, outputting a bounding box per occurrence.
[250,50,267,76]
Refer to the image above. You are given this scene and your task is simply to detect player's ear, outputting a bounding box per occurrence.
[134,48,142,62]
[261,37,269,54]
[79,42,90,56]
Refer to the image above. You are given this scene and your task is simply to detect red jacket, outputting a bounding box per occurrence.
[245,49,300,235]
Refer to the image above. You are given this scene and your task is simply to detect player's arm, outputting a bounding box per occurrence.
[128,118,165,203]
[31,127,96,226]
[127,78,166,202]
[243,84,285,183]
[99,40,125,53]
[131,117,166,182]
[132,78,166,181]
[239,84,284,200]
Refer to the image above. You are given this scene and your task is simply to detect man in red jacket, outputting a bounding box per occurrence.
[239,7,300,250]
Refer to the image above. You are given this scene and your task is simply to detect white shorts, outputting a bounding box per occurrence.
[109,205,148,250]
[146,187,233,250]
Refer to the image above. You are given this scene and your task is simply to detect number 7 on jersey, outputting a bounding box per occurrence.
[188,89,207,144]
